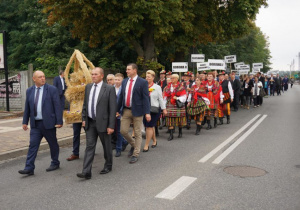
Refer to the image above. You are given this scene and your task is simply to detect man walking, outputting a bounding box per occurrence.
[117,63,151,164]
[77,67,116,179]
[53,70,66,116]
[231,72,240,112]
[19,70,62,176]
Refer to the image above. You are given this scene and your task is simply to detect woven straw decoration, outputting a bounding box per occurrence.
[63,49,94,124]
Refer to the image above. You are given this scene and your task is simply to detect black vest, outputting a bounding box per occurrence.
[221,80,229,93]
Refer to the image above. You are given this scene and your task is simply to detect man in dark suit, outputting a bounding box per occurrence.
[117,63,151,164]
[53,70,66,116]
[19,71,63,176]
[258,72,265,105]
[230,72,240,111]
[77,67,116,179]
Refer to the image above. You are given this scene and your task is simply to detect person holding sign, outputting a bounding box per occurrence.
[205,72,222,130]
[187,77,209,135]
[218,71,234,124]
[163,74,187,141]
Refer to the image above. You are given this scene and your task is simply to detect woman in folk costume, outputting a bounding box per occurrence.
[205,72,222,130]
[163,74,187,141]
[187,77,209,135]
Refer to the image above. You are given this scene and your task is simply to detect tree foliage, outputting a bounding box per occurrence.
[39,0,268,69]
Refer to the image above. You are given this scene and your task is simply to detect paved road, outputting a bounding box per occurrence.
[1,86,300,210]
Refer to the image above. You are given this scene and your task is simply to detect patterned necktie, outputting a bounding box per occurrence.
[34,87,40,117]
[91,84,97,120]
[126,79,134,107]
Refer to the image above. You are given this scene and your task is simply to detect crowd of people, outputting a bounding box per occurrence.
[18,63,294,179]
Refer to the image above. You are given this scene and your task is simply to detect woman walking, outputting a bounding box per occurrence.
[163,74,187,141]
[187,78,208,135]
[143,70,167,152]
[252,76,263,108]
[242,76,253,110]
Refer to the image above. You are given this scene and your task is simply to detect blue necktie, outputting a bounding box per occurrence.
[91,84,97,120]
[34,87,40,117]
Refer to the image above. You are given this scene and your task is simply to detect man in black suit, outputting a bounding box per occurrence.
[53,70,66,116]
[230,72,240,112]
[257,72,265,105]
[19,71,63,176]
[77,67,116,179]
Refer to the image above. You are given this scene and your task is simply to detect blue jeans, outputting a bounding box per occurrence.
[115,118,127,152]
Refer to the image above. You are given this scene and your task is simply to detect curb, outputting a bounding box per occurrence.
[0,112,24,120]
[0,133,86,161]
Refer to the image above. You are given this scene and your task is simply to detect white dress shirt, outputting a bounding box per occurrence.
[125,75,138,107]
[88,81,103,119]
[60,76,65,90]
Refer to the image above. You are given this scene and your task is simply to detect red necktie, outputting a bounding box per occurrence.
[126,79,134,107]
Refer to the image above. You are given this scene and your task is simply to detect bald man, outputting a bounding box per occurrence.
[19,71,62,176]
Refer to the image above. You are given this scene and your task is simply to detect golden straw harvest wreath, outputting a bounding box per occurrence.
[63,49,94,124]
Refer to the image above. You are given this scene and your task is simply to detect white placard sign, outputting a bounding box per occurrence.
[197,62,210,71]
[208,59,226,70]
[224,55,237,63]
[239,70,249,75]
[237,64,250,71]
[234,62,244,69]
[172,62,188,72]
[252,67,260,73]
[252,63,263,69]
[191,54,205,63]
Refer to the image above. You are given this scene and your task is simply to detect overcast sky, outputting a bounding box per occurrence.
[256,0,300,71]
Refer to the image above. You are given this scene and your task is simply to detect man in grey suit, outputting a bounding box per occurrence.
[77,67,116,179]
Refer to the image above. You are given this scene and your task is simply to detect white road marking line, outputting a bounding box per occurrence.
[212,115,267,164]
[198,114,261,163]
[155,176,197,200]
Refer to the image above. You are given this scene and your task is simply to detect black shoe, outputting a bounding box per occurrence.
[129,156,138,164]
[128,147,134,157]
[214,118,217,128]
[195,124,202,135]
[159,126,163,130]
[178,127,182,138]
[46,165,59,172]
[18,169,34,175]
[142,147,149,152]
[122,142,128,151]
[206,120,212,130]
[218,118,223,125]
[168,129,174,141]
[77,173,91,179]
[115,150,121,157]
[100,167,112,174]
[227,116,230,124]
[151,142,157,148]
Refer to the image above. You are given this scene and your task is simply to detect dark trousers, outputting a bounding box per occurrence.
[258,94,263,105]
[253,96,261,106]
[82,119,112,174]
[59,94,65,115]
[270,85,275,96]
[233,93,240,111]
[72,123,82,156]
[276,85,281,95]
[25,120,59,171]
[115,118,127,152]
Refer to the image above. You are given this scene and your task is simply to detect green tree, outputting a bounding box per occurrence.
[39,0,267,69]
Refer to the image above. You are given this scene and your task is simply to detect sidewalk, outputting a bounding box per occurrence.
[0,113,85,161]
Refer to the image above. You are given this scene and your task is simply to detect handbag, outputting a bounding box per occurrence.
[259,87,265,97]
[176,99,184,108]
[150,106,160,114]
